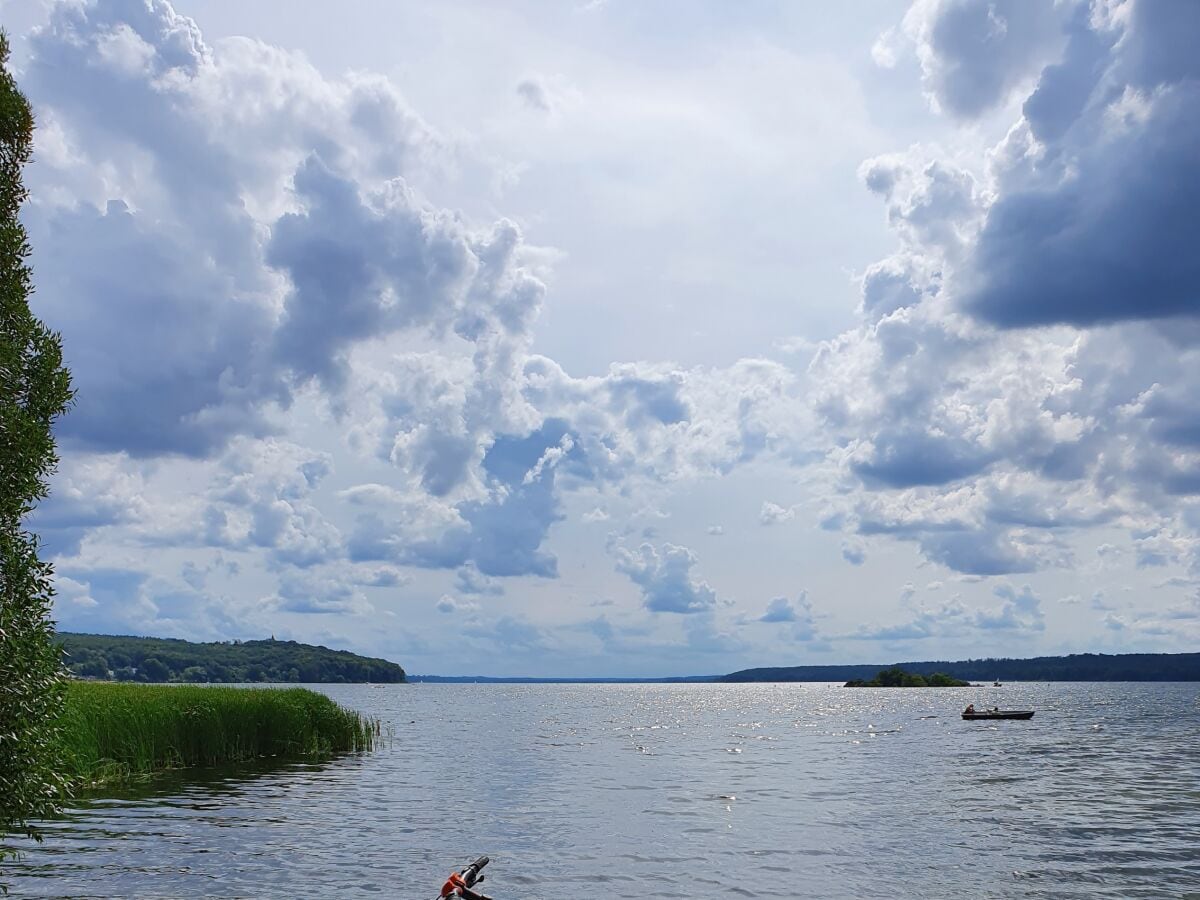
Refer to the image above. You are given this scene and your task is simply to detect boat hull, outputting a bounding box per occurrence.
[962,711,1034,720]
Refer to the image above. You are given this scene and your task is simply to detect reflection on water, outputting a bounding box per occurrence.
[3,682,1199,898]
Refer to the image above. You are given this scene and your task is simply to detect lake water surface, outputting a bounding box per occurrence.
[3,682,1199,898]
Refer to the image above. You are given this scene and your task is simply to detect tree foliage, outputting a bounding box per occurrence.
[58,632,406,684]
[0,31,74,848]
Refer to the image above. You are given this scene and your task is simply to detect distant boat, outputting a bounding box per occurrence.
[963,709,1033,720]
[993,679,1002,687]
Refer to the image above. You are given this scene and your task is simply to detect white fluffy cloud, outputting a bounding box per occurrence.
[19,0,1200,671]
[814,0,1200,585]
[757,592,821,643]
[23,0,814,660]
[613,542,720,614]
[26,0,543,468]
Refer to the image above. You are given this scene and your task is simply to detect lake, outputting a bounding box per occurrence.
[3,682,1199,898]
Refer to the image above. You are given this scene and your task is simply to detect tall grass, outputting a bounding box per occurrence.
[58,682,379,789]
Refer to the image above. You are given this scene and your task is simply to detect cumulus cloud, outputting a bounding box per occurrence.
[21,0,632,595]
[353,566,410,588]
[849,600,956,642]
[28,0,1200,664]
[343,418,585,578]
[758,592,821,642]
[759,501,797,526]
[52,562,272,640]
[849,580,1044,642]
[30,455,149,558]
[514,74,581,116]
[963,55,1200,326]
[24,0,543,472]
[460,615,551,652]
[202,439,342,568]
[52,567,151,634]
[516,77,552,112]
[908,1,1200,335]
[436,594,480,614]
[453,563,504,596]
[522,355,805,485]
[682,614,747,656]
[267,159,543,395]
[613,542,719,614]
[1163,594,1200,621]
[895,0,1070,118]
[977,583,1045,631]
[268,570,372,615]
[814,0,1200,585]
[759,596,797,623]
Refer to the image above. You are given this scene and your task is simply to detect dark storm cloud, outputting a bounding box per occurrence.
[958,2,1200,328]
[917,529,1037,576]
[851,430,993,488]
[962,85,1200,328]
[32,201,280,457]
[910,0,1067,118]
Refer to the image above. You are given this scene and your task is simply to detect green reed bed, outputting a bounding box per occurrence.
[58,682,379,788]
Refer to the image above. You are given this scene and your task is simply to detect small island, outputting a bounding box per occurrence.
[844,667,969,688]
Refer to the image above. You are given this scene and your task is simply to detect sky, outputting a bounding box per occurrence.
[4,0,1200,676]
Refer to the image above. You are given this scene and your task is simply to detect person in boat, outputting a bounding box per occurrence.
[964,703,976,714]
[440,872,491,900]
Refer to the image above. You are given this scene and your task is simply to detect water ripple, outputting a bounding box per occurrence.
[3,682,1199,898]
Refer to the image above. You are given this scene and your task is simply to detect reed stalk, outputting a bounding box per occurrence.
[57,682,379,789]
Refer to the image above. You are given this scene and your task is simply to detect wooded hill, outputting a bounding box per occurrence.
[721,652,1200,683]
[57,632,406,683]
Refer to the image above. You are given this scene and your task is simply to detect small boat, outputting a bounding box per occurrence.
[993,680,1002,687]
[962,710,1034,720]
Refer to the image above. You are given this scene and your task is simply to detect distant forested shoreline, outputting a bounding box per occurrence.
[721,652,1200,683]
[57,632,406,683]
